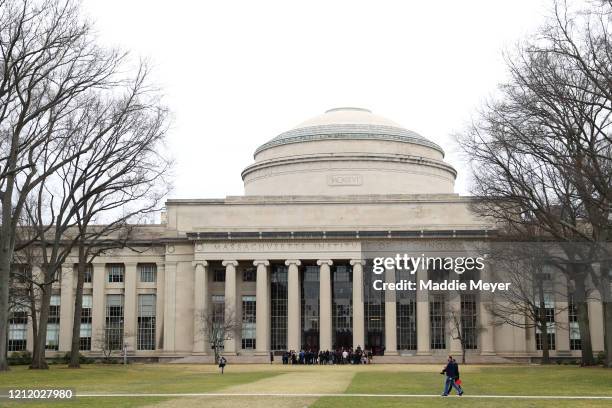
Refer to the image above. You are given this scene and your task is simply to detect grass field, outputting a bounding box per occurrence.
[0,363,611,407]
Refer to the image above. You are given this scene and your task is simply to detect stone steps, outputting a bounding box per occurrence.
[165,354,515,364]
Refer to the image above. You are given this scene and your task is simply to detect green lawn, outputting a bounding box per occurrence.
[312,365,612,408]
[0,364,281,407]
[0,363,611,408]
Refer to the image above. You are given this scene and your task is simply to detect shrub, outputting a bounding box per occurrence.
[62,352,94,364]
[596,351,606,365]
[8,351,32,365]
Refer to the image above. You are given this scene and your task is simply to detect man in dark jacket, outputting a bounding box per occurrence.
[440,355,463,396]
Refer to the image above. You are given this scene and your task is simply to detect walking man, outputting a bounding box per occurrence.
[440,355,463,396]
[218,355,227,374]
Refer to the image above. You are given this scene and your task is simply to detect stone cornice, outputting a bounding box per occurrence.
[241,152,457,181]
[167,193,478,206]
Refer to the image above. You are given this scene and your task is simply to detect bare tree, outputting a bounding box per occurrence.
[92,328,134,363]
[486,246,570,364]
[65,66,171,368]
[197,307,239,364]
[0,0,126,371]
[457,0,612,365]
[447,300,484,364]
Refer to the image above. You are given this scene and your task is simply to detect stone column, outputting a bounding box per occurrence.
[163,262,177,352]
[91,263,106,351]
[479,263,496,355]
[416,265,431,355]
[384,266,398,355]
[254,260,270,355]
[318,259,333,351]
[58,264,74,351]
[155,264,165,350]
[222,260,239,354]
[351,259,365,349]
[192,261,208,354]
[286,260,301,351]
[124,262,138,352]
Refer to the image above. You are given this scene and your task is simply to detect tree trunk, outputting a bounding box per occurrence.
[69,246,87,368]
[29,287,38,363]
[0,248,12,371]
[604,301,612,368]
[574,275,595,366]
[30,276,52,370]
[0,189,16,371]
[537,277,550,364]
[601,262,612,368]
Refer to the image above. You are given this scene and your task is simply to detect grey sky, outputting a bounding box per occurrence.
[82,0,551,199]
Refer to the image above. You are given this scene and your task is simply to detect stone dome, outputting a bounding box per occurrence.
[254,107,444,156]
[242,108,456,196]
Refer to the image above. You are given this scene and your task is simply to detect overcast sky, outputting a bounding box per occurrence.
[82,0,551,199]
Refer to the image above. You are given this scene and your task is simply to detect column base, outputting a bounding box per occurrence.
[190,352,209,356]
[255,351,271,356]
[416,350,432,356]
[383,350,399,356]
[479,350,497,356]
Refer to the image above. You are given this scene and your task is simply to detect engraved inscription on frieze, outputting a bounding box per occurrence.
[327,174,363,186]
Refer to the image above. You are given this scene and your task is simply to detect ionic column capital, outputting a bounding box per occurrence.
[350,259,366,266]
[253,260,270,267]
[222,260,239,267]
[192,260,209,268]
[317,259,333,266]
[285,259,301,267]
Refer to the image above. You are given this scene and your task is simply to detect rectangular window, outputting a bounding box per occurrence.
[139,264,157,283]
[396,265,416,351]
[80,294,93,351]
[535,292,556,351]
[568,294,581,350]
[213,267,225,282]
[332,264,353,349]
[270,264,288,351]
[11,264,32,282]
[242,267,256,282]
[46,295,60,350]
[430,294,446,350]
[137,294,156,350]
[8,307,28,352]
[105,294,124,351]
[84,264,93,283]
[212,295,225,351]
[460,294,478,350]
[74,263,94,284]
[108,264,125,283]
[241,295,256,350]
[364,262,385,355]
[301,265,320,351]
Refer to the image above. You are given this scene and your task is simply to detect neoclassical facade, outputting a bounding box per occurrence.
[9,107,605,362]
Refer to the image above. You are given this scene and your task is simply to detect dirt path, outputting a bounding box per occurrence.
[147,368,355,408]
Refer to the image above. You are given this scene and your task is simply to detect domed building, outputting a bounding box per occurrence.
[15,108,604,363]
[242,107,456,196]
